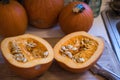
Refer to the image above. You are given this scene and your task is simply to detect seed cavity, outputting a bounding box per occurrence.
[59,36,98,63]
[9,38,49,63]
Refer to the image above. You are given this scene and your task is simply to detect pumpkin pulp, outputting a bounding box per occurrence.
[59,36,98,63]
[9,38,49,63]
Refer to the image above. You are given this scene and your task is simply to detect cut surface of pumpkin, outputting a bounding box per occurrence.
[9,38,49,62]
[1,34,54,78]
[54,31,104,72]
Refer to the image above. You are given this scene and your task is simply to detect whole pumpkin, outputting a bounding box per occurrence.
[23,0,64,29]
[0,0,28,37]
[59,1,94,34]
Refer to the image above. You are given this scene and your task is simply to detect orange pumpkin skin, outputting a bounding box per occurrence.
[57,55,100,73]
[23,0,64,28]
[0,0,28,37]
[57,61,93,73]
[59,2,94,34]
[5,59,52,79]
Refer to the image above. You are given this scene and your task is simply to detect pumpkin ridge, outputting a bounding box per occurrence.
[82,10,89,30]
[46,0,55,27]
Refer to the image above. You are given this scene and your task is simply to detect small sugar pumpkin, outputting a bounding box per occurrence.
[54,31,104,73]
[59,2,94,34]
[0,0,28,37]
[23,0,64,28]
[1,34,54,79]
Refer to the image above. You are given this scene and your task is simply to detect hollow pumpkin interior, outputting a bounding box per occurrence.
[1,34,54,68]
[54,31,104,69]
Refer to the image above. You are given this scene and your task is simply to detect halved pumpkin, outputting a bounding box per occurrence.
[1,34,54,79]
[54,31,104,73]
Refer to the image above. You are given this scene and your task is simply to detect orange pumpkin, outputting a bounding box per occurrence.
[23,0,64,28]
[54,31,104,73]
[1,34,54,79]
[0,0,28,37]
[59,2,94,34]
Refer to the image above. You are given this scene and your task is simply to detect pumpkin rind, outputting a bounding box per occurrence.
[59,2,94,34]
[23,0,64,28]
[1,34,54,78]
[0,0,28,37]
[54,31,104,73]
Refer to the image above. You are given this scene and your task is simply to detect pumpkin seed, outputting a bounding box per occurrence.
[67,53,73,58]
[26,41,37,48]
[60,49,64,53]
[65,51,71,55]
[80,40,84,45]
[11,42,21,54]
[61,46,68,51]
[71,47,78,51]
[74,39,80,47]
[13,53,27,62]
[16,57,23,62]
[77,57,85,63]
[66,45,73,50]
[43,51,49,57]
[65,51,73,58]
[22,58,27,62]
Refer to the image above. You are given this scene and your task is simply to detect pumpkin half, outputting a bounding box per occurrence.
[59,2,94,34]
[0,0,28,37]
[54,31,104,73]
[1,34,54,78]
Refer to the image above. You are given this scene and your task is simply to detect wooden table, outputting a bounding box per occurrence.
[0,37,119,80]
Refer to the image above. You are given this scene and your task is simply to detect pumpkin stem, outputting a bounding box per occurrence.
[73,4,85,13]
[2,0,10,4]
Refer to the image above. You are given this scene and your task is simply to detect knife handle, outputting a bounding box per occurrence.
[97,69,117,80]
[93,64,120,80]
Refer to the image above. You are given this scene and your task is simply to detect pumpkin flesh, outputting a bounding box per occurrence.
[54,31,104,73]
